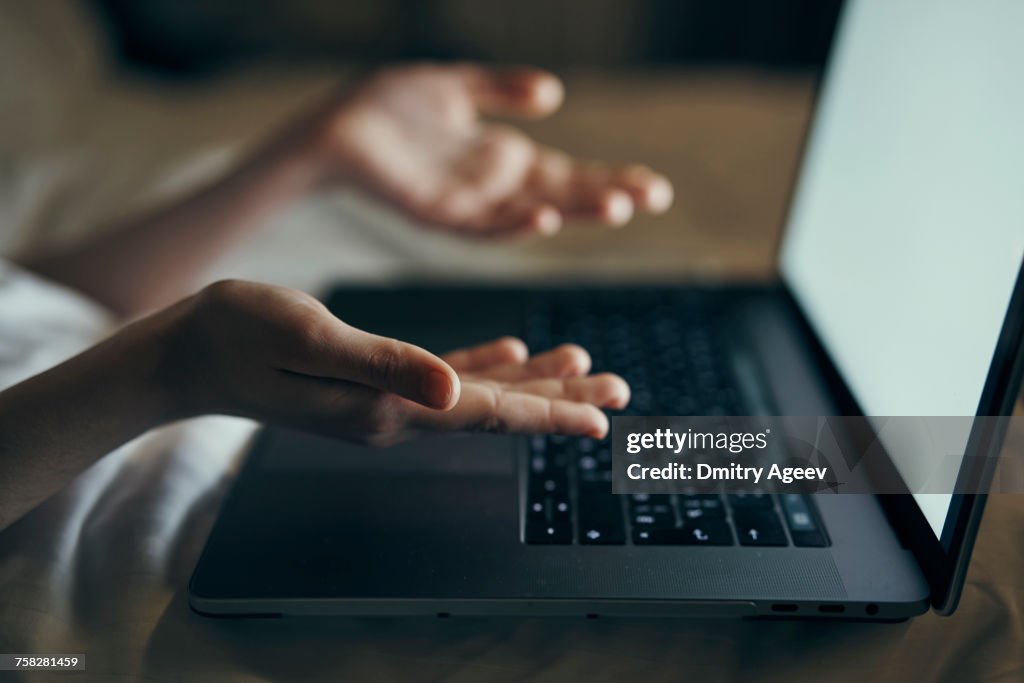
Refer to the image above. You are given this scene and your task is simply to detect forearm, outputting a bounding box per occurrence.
[0,312,177,530]
[16,121,334,318]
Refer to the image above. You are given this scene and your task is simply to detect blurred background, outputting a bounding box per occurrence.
[1,0,841,292]
[90,0,840,75]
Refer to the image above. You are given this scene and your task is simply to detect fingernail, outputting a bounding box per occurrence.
[614,377,632,408]
[536,208,562,235]
[647,179,674,213]
[531,76,565,112]
[605,192,634,226]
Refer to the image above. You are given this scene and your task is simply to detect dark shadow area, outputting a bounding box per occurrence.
[88,0,842,77]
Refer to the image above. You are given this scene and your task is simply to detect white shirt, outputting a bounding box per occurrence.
[0,259,256,673]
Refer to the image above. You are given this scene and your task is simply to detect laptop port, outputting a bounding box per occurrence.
[817,604,845,614]
[770,603,798,613]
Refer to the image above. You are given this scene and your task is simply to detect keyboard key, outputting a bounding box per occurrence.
[779,494,829,547]
[633,528,687,545]
[579,510,626,544]
[733,512,788,547]
[700,498,726,514]
[578,482,620,508]
[633,521,733,545]
[578,488,623,514]
[530,469,568,497]
[787,509,815,531]
[680,520,733,545]
[679,495,725,516]
[525,519,572,544]
[680,506,719,522]
[525,492,573,542]
[630,503,673,516]
[779,494,815,531]
[526,498,547,526]
[578,468,613,485]
[727,493,773,509]
[631,512,676,528]
[580,527,624,544]
[789,529,828,547]
[577,486,625,542]
[629,493,672,506]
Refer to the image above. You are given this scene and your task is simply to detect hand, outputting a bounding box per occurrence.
[154,280,629,445]
[2,279,628,529]
[304,63,673,237]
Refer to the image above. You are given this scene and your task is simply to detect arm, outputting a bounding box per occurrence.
[17,65,672,318]
[15,130,327,317]
[0,279,628,530]
[0,312,172,527]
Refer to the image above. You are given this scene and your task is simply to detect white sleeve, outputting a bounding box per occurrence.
[0,258,115,390]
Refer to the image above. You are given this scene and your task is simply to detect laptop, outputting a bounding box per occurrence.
[190,0,1024,620]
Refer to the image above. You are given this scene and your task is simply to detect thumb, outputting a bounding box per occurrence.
[458,65,565,119]
[291,320,461,410]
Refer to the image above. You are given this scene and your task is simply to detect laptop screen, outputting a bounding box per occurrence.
[780,0,1024,537]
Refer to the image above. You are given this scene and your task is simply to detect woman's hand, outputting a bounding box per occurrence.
[155,280,628,445]
[17,62,674,318]
[0,279,628,529]
[300,64,674,237]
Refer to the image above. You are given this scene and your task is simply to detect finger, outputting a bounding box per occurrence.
[457,65,565,119]
[528,151,635,226]
[414,382,610,438]
[442,337,529,371]
[255,374,417,447]
[428,190,562,238]
[613,165,674,214]
[524,203,564,236]
[257,371,368,425]
[472,344,591,381]
[284,319,460,410]
[506,373,631,409]
[562,163,671,218]
[482,200,563,237]
[538,189,634,227]
[593,189,634,226]
[536,189,630,227]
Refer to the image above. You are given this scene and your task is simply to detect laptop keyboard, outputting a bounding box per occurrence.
[522,290,829,548]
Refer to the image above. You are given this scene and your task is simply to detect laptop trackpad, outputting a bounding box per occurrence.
[191,429,520,600]
[257,428,516,476]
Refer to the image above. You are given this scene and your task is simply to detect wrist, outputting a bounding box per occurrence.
[1,314,183,455]
[141,296,213,422]
[94,299,202,426]
[248,96,359,194]
[0,305,188,529]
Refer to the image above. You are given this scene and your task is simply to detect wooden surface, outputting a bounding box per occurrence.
[514,70,815,280]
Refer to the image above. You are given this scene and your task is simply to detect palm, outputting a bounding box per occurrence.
[407,337,629,442]
[327,65,673,236]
